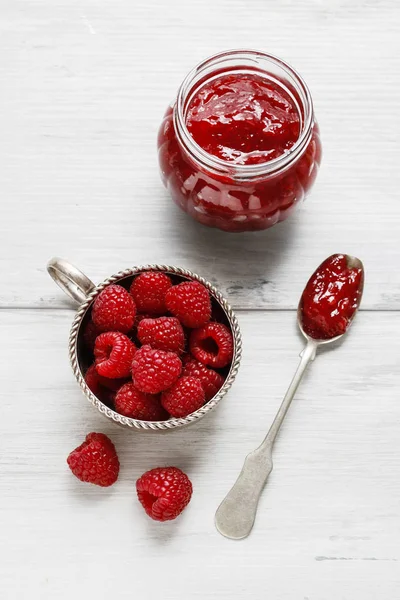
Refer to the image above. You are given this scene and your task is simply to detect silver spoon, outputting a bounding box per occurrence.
[215,254,364,540]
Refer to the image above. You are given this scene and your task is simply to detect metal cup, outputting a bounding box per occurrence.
[47,258,242,432]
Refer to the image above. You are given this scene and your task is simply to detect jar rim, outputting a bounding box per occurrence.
[174,49,314,180]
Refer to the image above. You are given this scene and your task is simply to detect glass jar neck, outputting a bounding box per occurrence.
[174,49,314,181]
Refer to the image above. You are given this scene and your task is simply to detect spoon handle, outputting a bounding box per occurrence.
[215,339,317,540]
[263,339,317,447]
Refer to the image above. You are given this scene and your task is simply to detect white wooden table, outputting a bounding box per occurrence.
[1,1,400,598]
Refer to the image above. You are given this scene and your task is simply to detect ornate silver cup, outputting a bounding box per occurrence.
[47,258,242,432]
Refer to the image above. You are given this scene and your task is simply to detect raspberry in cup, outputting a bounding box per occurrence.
[158,49,322,232]
[47,258,241,431]
[76,269,235,421]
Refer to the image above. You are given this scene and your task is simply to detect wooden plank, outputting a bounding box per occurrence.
[1,0,400,309]
[1,309,399,599]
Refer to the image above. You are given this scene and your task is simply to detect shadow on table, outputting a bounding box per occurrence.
[165,203,300,307]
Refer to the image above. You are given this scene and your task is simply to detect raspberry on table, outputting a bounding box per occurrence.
[136,467,193,521]
[182,358,225,401]
[165,281,211,328]
[137,317,185,354]
[130,271,172,314]
[190,322,233,368]
[114,383,168,421]
[92,284,136,333]
[161,376,205,418]
[67,432,120,487]
[94,331,136,378]
[132,345,182,394]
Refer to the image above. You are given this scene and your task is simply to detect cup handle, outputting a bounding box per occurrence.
[47,257,96,305]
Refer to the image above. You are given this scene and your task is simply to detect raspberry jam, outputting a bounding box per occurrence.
[186,74,301,166]
[158,50,322,232]
[300,254,364,340]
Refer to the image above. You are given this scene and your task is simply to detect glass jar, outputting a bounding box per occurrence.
[158,50,322,233]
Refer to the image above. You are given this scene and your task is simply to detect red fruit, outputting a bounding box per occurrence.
[67,432,119,487]
[135,313,152,325]
[96,373,129,392]
[182,358,225,401]
[94,331,136,378]
[86,364,128,392]
[84,365,116,405]
[114,383,168,421]
[181,353,191,364]
[82,321,100,349]
[92,284,136,333]
[165,281,211,328]
[130,272,172,314]
[190,322,233,368]
[85,364,103,397]
[137,317,185,354]
[132,345,182,394]
[136,467,192,521]
[161,376,205,418]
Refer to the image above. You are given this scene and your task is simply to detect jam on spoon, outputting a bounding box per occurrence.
[215,254,364,540]
[299,254,364,340]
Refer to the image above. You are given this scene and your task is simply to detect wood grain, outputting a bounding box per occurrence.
[1,309,399,599]
[1,0,400,309]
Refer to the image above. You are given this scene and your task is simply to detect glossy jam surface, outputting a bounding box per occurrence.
[158,70,322,232]
[300,254,364,340]
[186,74,300,166]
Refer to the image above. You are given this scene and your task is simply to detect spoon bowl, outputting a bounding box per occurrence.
[297,253,365,345]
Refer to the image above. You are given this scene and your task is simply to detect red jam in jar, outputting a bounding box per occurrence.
[300,254,364,340]
[158,50,322,232]
[186,73,301,165]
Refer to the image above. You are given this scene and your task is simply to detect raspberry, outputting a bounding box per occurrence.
[161,376,205,418]
[165,281,211,328]
[84,364,116,405]
[135,313,152,325]
[189,322,233,368]
[137,317,185,354]
[96,373,129,391]
[182,358,225,401]
[85,364,103,397]
[136,467,192,521]
[130,272,172,314]
[92,284,136,333]
[94,331,136,378]
[132,345,182,394]
[67,432,119,487]
[114,383,168,421]
[86,363,128,392]
[82,321,100,350]
[181,353,191,365]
